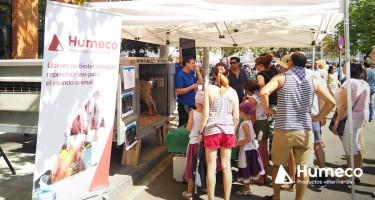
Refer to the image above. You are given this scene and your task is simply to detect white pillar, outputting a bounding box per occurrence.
[343,0,355,198]
[203,47,209,90]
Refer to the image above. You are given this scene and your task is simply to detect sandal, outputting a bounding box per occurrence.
[280,183,295,192]
[182,191,192,200]
[252,177,265,185]
[235,187,253,196]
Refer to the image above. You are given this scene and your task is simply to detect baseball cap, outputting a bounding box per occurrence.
[276,54,291,69]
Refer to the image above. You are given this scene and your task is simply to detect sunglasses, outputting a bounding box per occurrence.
[230,62,237,65]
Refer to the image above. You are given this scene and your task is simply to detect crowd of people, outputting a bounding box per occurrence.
[174,45,375,200]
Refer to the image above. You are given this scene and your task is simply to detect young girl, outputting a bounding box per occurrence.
[182,91,204,200]
[244,79,270,184]
[236,101,265,196]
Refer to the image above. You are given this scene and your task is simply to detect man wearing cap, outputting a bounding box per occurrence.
[277,54,292,73]
[260,52,335,200]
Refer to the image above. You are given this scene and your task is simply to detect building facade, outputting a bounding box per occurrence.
[5,0,105,59]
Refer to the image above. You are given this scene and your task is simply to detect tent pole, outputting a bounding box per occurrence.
[343,0,355,199]
[312,45,316,69]
[203,47,209,90]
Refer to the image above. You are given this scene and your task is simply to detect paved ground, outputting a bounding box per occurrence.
[1,112,375,200]
[122,112,375,200]
[0,127,173,200]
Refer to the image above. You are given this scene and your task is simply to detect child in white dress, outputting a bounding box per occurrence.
[236,101,265,196]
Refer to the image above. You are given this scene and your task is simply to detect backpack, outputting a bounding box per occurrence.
[193,140,206,188]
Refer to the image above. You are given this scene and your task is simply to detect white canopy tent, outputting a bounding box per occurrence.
[84,1,357,199]
[85,0,344,47]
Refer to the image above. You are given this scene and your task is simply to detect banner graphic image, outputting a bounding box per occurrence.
[32,2,122,200]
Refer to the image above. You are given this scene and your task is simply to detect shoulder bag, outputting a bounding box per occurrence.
[329,91,363,136]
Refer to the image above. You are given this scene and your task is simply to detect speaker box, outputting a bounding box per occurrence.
[0,10,7,58]
[180,38,196,60]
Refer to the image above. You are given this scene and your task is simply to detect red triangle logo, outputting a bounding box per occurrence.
[48,34,64,51]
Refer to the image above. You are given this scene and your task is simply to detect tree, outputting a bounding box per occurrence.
[72,0,91,6]
[322,35,340,60]
[336,0,375,59]
[121,39,159,57]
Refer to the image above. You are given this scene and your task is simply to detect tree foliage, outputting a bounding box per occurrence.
[72,0,91,6]
[322,35,340,60]
[206,47,277,59]
[336,0,375,59]
[120,39,159,57]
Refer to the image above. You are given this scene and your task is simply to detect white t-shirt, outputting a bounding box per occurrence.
[318,68,328,89]
[238,120,258,151]
[310,70,321,116]
[189,110,202,144]
[342,79,370,121]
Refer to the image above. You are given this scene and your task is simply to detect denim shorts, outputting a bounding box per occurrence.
[312,121,322,143]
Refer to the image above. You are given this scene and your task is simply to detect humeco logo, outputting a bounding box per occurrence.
[48,34,118,51]
[275,165,294,184]
[48,34,64,51]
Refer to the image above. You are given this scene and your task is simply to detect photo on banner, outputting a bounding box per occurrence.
[32,2,122,200]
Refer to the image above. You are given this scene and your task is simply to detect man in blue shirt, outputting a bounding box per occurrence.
[175,57,196,81]
[228,57,248,102]
[175,56,203,126]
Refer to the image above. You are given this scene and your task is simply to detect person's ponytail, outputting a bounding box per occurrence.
[217,72,229,95]
[213,64,229,94]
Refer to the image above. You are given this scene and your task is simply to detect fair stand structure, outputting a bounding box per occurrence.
[116,57,175,166]
[85,0,357,198]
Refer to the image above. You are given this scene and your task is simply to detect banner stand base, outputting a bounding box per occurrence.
[81,186,110,200]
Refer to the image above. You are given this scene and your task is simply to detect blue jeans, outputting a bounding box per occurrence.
[370,87,375,121]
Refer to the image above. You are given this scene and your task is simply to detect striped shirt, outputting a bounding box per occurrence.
[275,67,314,130]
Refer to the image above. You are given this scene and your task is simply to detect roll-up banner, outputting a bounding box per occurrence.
[32,2,122,199]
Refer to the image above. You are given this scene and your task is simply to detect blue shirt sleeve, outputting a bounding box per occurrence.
[175,71,184,89]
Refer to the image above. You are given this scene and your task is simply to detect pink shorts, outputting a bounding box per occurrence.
[203,133,236,149]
